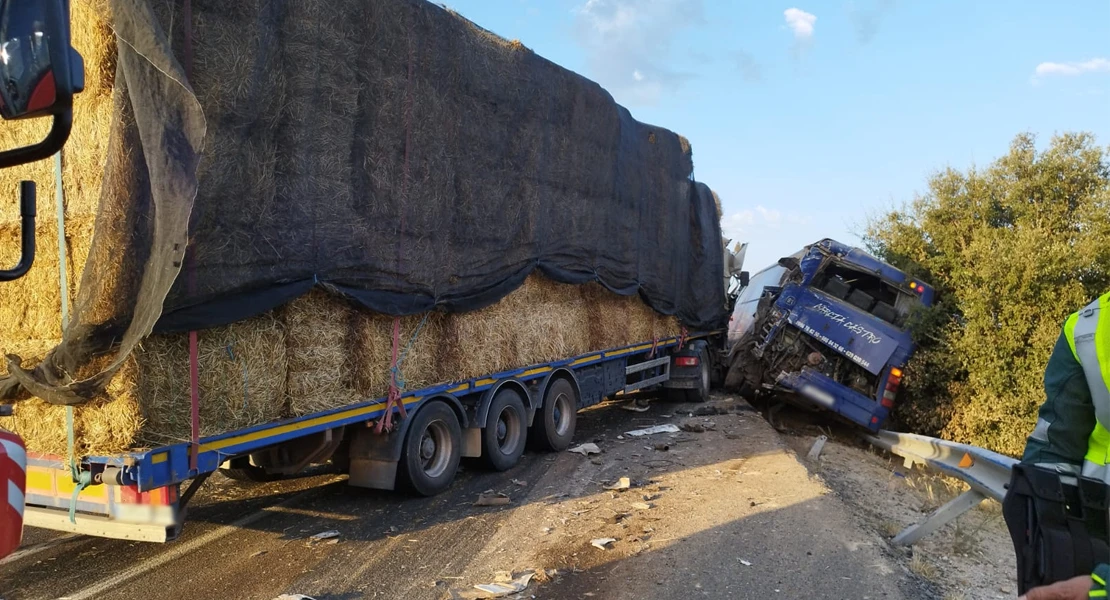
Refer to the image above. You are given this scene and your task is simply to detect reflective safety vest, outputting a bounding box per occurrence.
[1065,292,1110,482]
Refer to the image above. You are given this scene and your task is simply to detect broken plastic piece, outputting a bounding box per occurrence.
[568,443,601,455]
[308,530,340,543]
[807,435,827,461]
[475,491,511,506]
[604,477,631,491]
[631,502,653,510]
[625,424,679,437]
[591,537,617,550]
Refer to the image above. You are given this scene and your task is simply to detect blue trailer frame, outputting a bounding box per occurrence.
[23,332,717,541]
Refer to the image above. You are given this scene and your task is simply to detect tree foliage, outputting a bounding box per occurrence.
[865,133,1110,455]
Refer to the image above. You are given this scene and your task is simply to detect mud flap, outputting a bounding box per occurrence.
[1003,463,1110,595]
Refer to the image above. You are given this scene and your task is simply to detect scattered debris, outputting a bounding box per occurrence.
[631,502,653,510]
[625,424,680,437]
[653,443,670,452]
[474,491,511,506]
[250,550,268,558]
[692,405,727,416]
[604,477,632,491]
[568,443,601,456]
[616,435,625,440]
[807,435,828,461]
[511,479,527,487]
[621,401,650,413]
[450,572,536,599]
[541,527,553,534]
[274,595,315,600]
[679,422,715,433]
[642,493,661,502]
[739,559,752,566]
[591,538,617,550]
[308,530,340,543]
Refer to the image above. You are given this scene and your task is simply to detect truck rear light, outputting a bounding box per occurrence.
[675,356,699,367]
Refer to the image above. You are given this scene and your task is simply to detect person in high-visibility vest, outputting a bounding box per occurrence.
[1017,291,1110,599]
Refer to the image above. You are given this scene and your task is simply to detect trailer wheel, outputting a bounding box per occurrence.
[530,377,577,452]
[399,401,462,496]
[219,464,283,484]
[481,388,527,471]
[667,347,711,403]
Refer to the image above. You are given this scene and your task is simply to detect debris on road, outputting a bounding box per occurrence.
[625,424,679,437]
[511,478,527,486]
[450,571,536,599]
[739,559,752,566]
[621,401,650,413]
[568,443,601,455]
[475,491,512,506]
[653,443,670,452]
[679,422,715,433]
[807,435,828,461]
[604,477,632,491]
[308,530,340,543]
[591,538,617,550]
[274,595,316,600]
[631,502,653,510]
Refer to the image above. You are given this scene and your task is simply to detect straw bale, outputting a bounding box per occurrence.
[1,341,142,456]
[135,313,287,447]
[283,290,358,417]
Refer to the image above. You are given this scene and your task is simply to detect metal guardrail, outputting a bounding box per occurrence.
[865,430,1016,546]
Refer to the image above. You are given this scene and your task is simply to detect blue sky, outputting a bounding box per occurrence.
[443,0,1110,271]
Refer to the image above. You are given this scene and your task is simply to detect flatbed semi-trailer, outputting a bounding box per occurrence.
[22,332,723,542]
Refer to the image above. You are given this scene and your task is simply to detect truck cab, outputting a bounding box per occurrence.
[725,238,933,431]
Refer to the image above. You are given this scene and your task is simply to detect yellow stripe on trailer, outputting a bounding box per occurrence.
[151,395,425,464]
[26,464,109,501]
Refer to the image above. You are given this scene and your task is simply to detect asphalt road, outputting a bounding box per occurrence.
[0,397,927,600]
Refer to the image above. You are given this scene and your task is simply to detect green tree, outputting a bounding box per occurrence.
[865,132,1110,455]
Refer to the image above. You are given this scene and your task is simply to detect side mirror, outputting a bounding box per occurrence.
[738,271,750,288]
[0,0,82,282]
[0,0,84,166]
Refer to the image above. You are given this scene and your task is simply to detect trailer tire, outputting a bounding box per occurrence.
[481,388,527,471]
[530,377,577,452]
[399,401,462,496]
[667,347,711,403]
[219,464,283,483]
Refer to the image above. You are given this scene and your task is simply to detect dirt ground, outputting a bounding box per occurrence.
[777,414,1018,600]
[446,393,928,599]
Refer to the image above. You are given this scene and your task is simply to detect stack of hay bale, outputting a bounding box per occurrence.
[0,0,712,456]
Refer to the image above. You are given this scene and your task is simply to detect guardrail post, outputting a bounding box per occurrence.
[892,489,987,546]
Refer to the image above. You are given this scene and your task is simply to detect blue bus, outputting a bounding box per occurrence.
[725,239,934,431]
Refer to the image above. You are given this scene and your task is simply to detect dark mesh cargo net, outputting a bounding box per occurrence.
[2,0,727,406]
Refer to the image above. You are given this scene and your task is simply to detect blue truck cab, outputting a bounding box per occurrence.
[724,239,934,431]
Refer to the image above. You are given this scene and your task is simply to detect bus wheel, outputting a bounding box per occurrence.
[481,388,527,471]
[530,377,577,452]
[399,401,462,496]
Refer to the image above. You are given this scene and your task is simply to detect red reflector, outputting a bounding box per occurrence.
[881,397,894,408]
[871,416,879,424]
[916,284,925,293]
[675,356,699,367]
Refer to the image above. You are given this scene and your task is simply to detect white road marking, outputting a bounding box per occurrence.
[57,488,322,600]
[0,533,81,566]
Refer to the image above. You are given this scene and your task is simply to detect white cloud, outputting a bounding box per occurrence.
[720,204,814,244]
[573,0,704,105]
[1034,58,1110,78]
[784,8,817,40]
